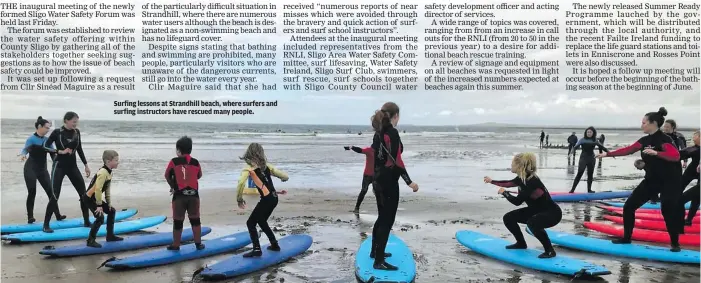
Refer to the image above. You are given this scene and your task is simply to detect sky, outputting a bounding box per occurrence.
[1,0,699,127]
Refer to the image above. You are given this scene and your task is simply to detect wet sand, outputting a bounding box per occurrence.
[1,188,699,283]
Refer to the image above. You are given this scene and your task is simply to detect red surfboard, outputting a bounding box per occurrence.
[598,205,699,216]
[583,222,700,246]
[602,215,700,234]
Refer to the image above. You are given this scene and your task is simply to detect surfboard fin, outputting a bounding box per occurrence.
[571,269,586,281]
[97,257,116,269]
[191,266,206,279]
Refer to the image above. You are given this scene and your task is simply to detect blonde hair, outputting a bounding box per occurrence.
[102,150,119,164]
[512,152,537,182]
[240,143,266,168]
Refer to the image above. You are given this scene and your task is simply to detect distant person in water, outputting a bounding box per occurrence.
[84,150,123,247]
[345,145,374,213]
[164,136,205,251]
[567,132,578,157]
[44,111,90,227]
[539,130,545,148]
[484,152,561,259]
[597,107,683,252]
[369,102,419,270]
[20,117,64,230]
[545,135,549,146]
[598,134,606,154]
[236,143,289,257]
[570,127,609,194]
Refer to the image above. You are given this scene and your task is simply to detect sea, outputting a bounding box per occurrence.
[0,119,670,203]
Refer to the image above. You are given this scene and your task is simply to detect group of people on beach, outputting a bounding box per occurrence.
[18,104,700,272]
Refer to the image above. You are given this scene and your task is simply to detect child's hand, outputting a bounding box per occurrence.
[237,200,246,209]
[281,177,289,182]
[483,176,492,183]
[279,190,287,195]
[497,187,506,194]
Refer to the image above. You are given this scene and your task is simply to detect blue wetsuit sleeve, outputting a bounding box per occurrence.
[573,139,585,150]
[596,141,610,153]
[20,136,32,155]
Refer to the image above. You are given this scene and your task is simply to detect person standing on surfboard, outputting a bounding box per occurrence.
[84,150,124,247]
[597,107,684,252]
[569,126,609,194]
[344,145,374,213]
[19,116,65,230]
[236,143,289,258]
[165,136,205,251]
[44,111,90,227]
[484,152,562,259]
[369,102,419,271]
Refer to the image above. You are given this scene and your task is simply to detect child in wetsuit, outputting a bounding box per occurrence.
[345,145,374,213]
[165,136,204,251]
[236,143,289,257]
[84,150,124,247]
[484,152,562,259]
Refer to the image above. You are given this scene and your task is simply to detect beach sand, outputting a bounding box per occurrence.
[2,187,699,283]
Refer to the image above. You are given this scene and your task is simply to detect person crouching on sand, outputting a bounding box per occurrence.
[236,143,289,257]
[484,152,562,259]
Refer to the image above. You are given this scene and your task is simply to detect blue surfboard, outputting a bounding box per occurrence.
[199,234,313,280]
[455,230,610,277]
[605,201,694,210]
[39,227,212,257]
[104,231,253,269]
[526,228,700,264]
[0,208,138,234]
[551,191,631,202]
[1,216,166,243]
[355,234,416,283]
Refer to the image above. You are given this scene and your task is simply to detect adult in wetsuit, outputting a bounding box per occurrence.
[567,132,577,156]
[44,112,92,227]
[598,134,606,154]
[569,127,609,193]
[345,145,374,213]
[369,102,419,271]
[236,143,289,257]
[484,152,562,259]
[681,131,700,225]
[597,107,683,252]
[663,119,687,150]
[539,131,545,148]
[20,117,65,230]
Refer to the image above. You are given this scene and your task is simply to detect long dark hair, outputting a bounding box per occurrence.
[371,102,399,132]
[583,126,597,141]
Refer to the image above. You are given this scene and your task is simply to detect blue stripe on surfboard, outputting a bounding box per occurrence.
[1,216,166,243]
[104,231,253,269]
[39,227,212,257]
[605,201,694,210]
[456,230,610,277]
[0,208,138,234]
[199,234,313,279]
[355,234,416,283]
[551,191,631,202]
[526,228,699,264]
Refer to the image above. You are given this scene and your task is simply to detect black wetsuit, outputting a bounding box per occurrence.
[44,126,90,226]
[567,135,577,155]
[598,135,606,154]
[493,176,562,257]
[607,130,683,249]
[22,133,61,224]
[371,125,412,269]
[351,146,374,211]
[540,132,545,147]
[244,166,280,256]
[680,145,700,224]
[570,138,609,193]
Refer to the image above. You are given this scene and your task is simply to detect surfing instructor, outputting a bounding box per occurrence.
[597,107,683,252]
[369,102,419,271]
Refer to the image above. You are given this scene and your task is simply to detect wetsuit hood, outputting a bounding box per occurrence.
[583,126,597,141]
